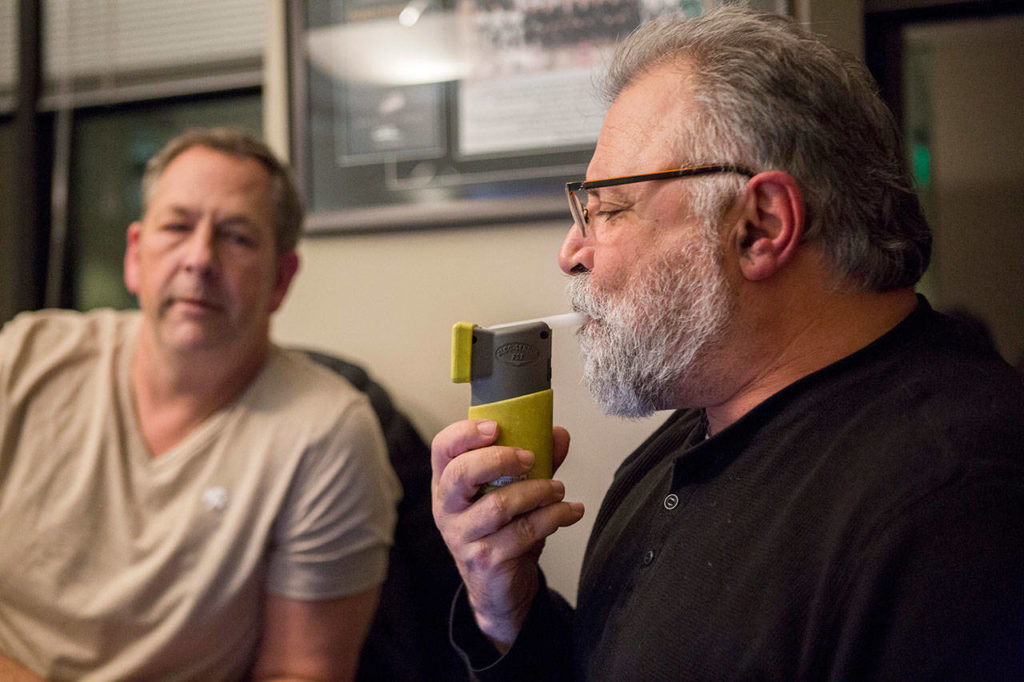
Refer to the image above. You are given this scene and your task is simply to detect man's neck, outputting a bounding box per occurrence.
[704,285,919,435]
[130,330,269,457]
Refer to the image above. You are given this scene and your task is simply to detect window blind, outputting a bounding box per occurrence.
[42,0,266,107]
[0,0,17,113]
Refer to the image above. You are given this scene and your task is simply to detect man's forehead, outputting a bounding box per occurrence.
[588,64,696,180]
[159,146,270,190]
[152,148,271,202]
[145,150,275,229]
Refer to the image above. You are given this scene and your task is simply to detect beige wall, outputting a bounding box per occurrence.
[268,1,867,603]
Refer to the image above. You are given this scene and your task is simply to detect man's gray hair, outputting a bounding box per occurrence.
[141,127,304,253]
[604,7,931,291]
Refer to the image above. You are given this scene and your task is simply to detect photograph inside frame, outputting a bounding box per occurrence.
[298,0,788,229]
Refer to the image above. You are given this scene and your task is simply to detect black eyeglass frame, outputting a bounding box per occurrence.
[565,164,756,236]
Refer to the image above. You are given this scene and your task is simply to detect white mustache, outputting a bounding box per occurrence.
[567,275,607,322]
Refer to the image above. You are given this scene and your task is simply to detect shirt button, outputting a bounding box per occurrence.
[642,549,655,566]
[663,493,679,510]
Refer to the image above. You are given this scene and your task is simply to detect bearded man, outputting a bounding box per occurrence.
[430,7,1024,681]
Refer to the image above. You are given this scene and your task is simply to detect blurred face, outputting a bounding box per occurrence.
[124,145,298,358]
[560,64,736,416]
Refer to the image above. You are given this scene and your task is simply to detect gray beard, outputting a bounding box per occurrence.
[567,235,732,418]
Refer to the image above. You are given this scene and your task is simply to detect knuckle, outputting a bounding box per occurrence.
[429,424,453,453]
[430,420,474,456]
[487,446,508,471]
[445,453,471,484]
[431,502,447,529]
[486,488,513,523]
[461,542,495,575]
[430,433,455,460]
[511,513,538,544]
[439,518,473,559]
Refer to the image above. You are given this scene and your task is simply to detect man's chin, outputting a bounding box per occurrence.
[582,363,658,419]
[158,319,231,354]
[594,390,659,420]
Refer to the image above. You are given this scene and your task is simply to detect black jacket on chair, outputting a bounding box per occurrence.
[302,349,468,682]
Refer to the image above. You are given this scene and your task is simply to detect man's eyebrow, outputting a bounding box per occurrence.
[215,214,256,228]
[151,205,211,223]
[154,207,256,227]
[587,186,633,204]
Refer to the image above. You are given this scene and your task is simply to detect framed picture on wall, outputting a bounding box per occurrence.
[289,0,790,233]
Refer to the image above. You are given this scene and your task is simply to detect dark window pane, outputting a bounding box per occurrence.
[0,119,15,321]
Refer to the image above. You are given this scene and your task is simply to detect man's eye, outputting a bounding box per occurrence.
[224,231,256,247]
[161,223,189,233]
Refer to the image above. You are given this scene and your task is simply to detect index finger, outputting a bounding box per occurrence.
[430,419,500,486]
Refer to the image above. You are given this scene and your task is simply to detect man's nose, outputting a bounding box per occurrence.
[183,224,217,275]
[558,220,593,274]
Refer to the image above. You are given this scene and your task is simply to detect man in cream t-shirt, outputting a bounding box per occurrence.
[0,128,400,681]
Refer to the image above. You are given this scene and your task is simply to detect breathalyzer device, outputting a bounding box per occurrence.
[451,312,584,491]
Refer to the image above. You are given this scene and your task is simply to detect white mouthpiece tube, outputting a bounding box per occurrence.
[487,312,587,330]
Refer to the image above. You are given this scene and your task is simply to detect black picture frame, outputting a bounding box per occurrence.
[289,0,789,233]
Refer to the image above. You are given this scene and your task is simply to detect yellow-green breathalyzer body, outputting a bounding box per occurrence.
[451,320,553,490]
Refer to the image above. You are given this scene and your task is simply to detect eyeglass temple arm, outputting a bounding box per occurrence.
[576,165,756,191]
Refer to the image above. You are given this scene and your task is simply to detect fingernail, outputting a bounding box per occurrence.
[516,449,534,466]
[477,420,497,437]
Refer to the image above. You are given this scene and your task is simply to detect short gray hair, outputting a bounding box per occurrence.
[141,127,304,253]
[604,7,931,292]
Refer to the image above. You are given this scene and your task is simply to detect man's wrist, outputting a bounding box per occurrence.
[450,575,575,681]
[471,594,537,654]
[450,583,509,670]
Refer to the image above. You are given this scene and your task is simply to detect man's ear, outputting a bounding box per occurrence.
[732,171,805,281]
[268,249,300,313]
[123,221,142,294]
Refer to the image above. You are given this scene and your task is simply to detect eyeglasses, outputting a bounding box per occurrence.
[565,164,756,236]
